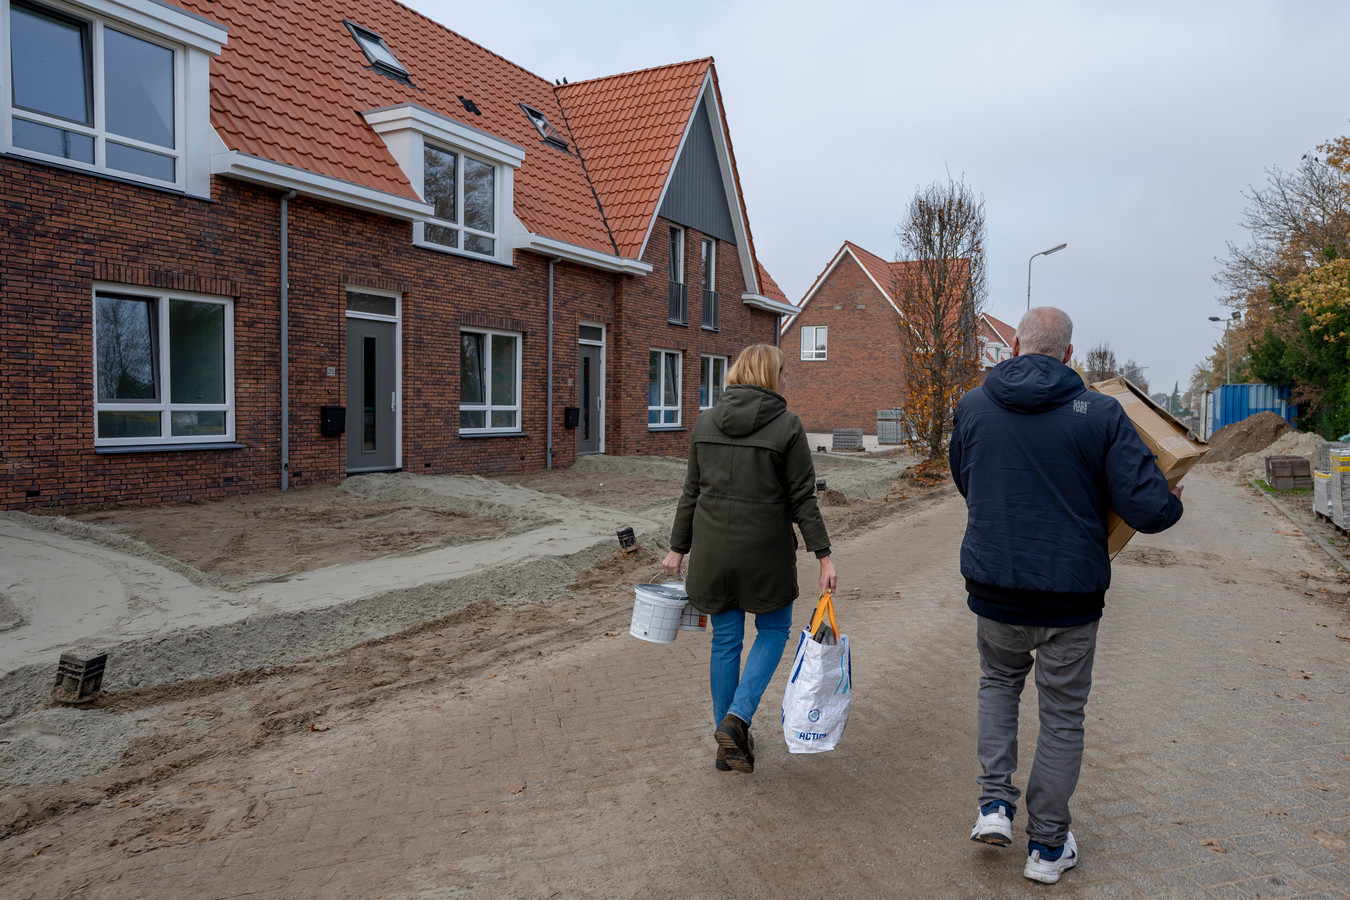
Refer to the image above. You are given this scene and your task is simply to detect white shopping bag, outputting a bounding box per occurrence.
[781,591,852,753]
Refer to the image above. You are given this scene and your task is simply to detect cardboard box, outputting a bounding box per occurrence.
[1089,377,1210,557]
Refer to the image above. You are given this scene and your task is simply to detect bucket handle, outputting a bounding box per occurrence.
[650,566,684,584]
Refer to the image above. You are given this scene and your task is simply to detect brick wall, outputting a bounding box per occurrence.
[0,161,783,509]
[607,217,781,458]
[779,252,907,433]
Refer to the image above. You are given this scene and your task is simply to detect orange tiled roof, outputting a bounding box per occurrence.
[982,312,1016,346]
[755,261,789,305]
[556,60,711,260]
[174,0,616,254]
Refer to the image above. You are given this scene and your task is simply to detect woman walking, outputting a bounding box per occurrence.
[663,343,836,773]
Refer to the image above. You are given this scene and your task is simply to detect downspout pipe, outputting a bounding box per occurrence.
[280,189,296,491]
[547,256,562,469]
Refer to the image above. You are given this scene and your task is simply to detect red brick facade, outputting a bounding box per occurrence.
[0,158,778,509]
[779,252,908,433]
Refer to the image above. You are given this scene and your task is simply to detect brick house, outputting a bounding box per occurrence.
[780,241,1009,434]
[0,0,796,509]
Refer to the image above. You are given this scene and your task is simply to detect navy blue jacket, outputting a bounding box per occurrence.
[948,354,1183,626]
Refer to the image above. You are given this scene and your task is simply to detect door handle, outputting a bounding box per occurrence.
[391,392,396,412]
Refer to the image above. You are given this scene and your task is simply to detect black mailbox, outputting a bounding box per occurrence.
[563,406,581,428]
[320,405,346,435]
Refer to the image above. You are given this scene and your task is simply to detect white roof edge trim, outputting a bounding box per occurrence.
[844,246,904,316]
[636,71,758,294]
[741,293,798,316]
[517,232,652,275]
[91,0,227,53]
[213,151,434,221]
[364,105,526,168]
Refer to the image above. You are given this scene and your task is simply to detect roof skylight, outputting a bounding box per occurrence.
[519,103,569,152]
[345,21,409,82]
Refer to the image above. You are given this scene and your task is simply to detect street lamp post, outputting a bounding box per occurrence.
[1027,243,1067,310]
[1208,311,1241,383]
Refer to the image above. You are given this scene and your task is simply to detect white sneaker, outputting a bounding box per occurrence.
[969,802,1013,846]
[1024,831,1078,884]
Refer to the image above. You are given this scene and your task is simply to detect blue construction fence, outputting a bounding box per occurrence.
[1204,384,1296,439]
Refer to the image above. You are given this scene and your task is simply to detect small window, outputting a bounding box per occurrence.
[460,328,520,433]
[801,325,827,360]
[579,324,604,344]
[648,349,682,427]
[345,21,409,81]
[422,142,496,256]
[94,287,233,445]
[701,239,718,330]
[700,355,726,410]
[519,103,569,152]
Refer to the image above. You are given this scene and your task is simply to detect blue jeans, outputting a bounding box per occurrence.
[710,603,794,728]
[975,615,1100,847]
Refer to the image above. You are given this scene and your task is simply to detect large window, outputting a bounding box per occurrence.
[801,325,828,360]
[648,349,681,427]
[668,226,687,324]
[700,354,726,410]
[460,328,520,432]
[93,287,233,445]
[701,238,718,330]
[7,0,184,186]
[423,142,497,257]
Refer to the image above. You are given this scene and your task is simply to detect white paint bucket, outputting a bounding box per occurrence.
[629,581,688,644]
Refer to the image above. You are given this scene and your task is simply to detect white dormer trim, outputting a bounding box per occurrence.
[363,104,524,266]
[638,71,760,297]
[81,0,226,53]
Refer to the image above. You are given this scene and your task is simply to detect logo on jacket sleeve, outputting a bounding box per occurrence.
[1073,400,1090,414]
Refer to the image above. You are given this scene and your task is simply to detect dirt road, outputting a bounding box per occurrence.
[2,467,1348,898]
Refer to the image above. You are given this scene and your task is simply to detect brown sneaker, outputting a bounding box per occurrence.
[714,714,754,773]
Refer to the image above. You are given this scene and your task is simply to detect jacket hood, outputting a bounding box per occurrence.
[983,354,1085,413]
[714,384,788,436]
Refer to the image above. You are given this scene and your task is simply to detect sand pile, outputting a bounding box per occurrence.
[1223,431,1327,482]
[1202,411,1293,464]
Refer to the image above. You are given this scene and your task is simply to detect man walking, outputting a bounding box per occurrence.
[948,306,1183,884]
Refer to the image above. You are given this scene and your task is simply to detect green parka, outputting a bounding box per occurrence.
[670,383,831,615]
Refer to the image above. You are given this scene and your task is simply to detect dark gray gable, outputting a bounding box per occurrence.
[657,97,737,244]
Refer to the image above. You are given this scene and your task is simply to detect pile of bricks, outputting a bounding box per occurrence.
[1266,455,1312,490]
[1317,447,1350,532]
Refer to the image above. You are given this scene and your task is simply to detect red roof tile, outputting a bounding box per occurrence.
[556,60,710,260]
[173,0,614,254]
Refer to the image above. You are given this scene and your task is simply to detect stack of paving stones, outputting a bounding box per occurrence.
[1326,447,1350,531]
[832,428,864,451]
[1265,455,1312,490]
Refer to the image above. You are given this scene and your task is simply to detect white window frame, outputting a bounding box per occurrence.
[92,283,234,447]
[669,226,685,284]
[459,327,522,435]
[419,141,500,259]
[801,325,828,360]
[1,0,223,197]
[364,105,524,267]
[648,348,682,428]
[699,354,726,411]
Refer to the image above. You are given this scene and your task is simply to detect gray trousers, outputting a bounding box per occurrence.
[975,615,1100,847]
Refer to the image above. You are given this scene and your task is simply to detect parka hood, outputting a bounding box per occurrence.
[983,354,1085,414]
[714,384,788,437]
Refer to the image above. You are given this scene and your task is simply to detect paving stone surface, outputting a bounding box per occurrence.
[2,472,1348,898]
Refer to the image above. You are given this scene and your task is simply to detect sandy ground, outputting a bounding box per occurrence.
[3,440,1348,898]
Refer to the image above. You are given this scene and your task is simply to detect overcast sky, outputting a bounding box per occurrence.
[419,0,1350,396]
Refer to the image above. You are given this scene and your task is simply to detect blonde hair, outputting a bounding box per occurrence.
[727,343,786,392]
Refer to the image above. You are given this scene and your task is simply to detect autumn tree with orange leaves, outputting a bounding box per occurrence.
[893,177,987,460]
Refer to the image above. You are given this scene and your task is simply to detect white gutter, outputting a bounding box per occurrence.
[741,293,799,317]
[213,151,433,221]
[518,233,652,276]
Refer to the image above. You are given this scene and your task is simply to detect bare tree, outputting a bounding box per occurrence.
[1119,359,1147,391]
[893,176,987,460]
[1083,343,1118,383]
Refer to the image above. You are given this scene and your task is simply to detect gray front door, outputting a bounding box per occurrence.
[578,344,602,454]
[346,318,397,472]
